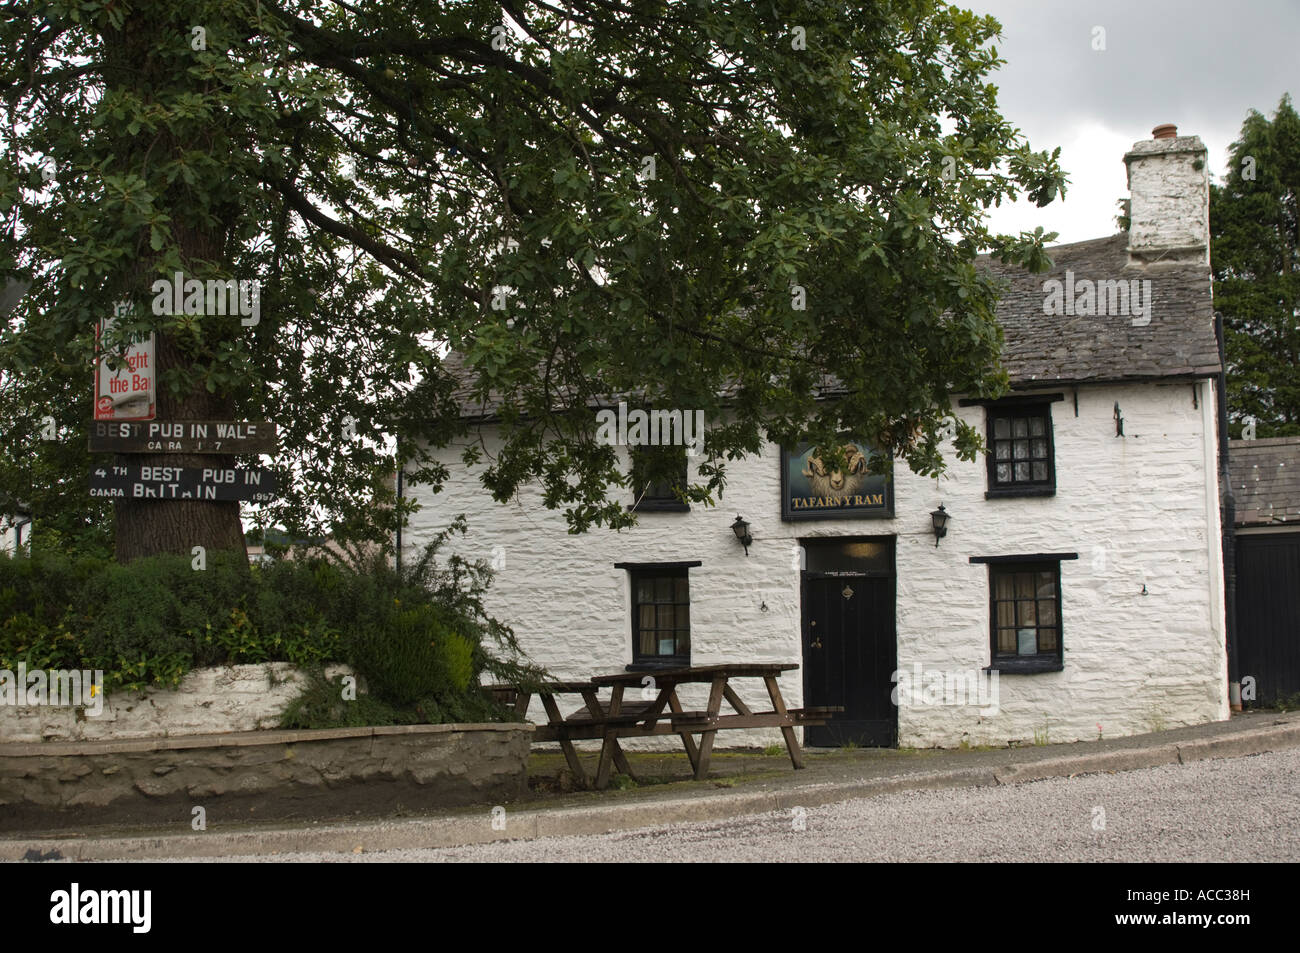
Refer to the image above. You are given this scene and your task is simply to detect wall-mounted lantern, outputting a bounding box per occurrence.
[930,504,950,548]
[731,515,752,556]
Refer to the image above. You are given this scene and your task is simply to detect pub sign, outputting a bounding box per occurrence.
[780,440,894,521]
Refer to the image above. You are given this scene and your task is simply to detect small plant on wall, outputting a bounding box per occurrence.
[1032,716,1050,747]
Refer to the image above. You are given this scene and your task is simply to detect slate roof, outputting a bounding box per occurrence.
[443,232,1221,419]
[1229,437,1300,528]
[439,349,508,421]
[979,233,1220,387]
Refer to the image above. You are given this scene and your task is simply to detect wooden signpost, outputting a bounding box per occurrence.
[86,302,277,508]
[88,419,278,505]
[88,420,277,455]
[90,463,277,502]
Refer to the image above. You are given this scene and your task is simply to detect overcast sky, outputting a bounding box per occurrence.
[961,0,1299,245]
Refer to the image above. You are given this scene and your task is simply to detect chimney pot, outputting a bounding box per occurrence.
[1152,123,1177,140]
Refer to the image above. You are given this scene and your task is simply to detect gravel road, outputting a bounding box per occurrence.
[158,746,1300,862]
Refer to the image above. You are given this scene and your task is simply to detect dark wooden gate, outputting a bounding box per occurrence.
[801,538,896,746]
[1236,533,1300,706]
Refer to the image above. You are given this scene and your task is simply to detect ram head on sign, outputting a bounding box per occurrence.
[802,444,870,500]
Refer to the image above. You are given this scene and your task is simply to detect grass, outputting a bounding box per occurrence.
[1262,692,1300,712]
[1032,718,1050,746]
[1145,707,1168,734]
[762,744,784,757]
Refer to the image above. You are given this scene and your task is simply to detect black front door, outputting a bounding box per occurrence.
[801,539,896,747]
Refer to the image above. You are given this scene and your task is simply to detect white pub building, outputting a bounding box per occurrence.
[403,125,1230,749]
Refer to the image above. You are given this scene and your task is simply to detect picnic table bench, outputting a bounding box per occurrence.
[488,663,840,790]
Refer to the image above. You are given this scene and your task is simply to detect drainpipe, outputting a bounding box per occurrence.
[395,438,403,575]
[1215,311,1240,710]
[12,516,32,553]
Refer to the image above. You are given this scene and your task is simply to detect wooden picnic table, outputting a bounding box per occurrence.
[491,663,839,790]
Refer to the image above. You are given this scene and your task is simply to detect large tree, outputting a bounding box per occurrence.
[0,0,1064,561]
[1211,93,1300,438]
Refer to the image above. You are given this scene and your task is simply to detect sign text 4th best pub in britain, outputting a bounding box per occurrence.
[90,463,277,502]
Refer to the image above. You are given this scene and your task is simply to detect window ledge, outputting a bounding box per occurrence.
[628,501,691,513]
[614,560,701,570]
[626,660,690,673]
[985,486,1056,499]
[985,659,1064,674]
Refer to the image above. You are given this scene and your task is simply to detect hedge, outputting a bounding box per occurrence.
[0,524,544,728]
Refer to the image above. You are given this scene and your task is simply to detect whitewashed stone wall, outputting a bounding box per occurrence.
[0,664,354,743]
[0,516,29,556]
[404,380,1229,749]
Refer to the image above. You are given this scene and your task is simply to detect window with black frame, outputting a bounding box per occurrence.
[986,402,1055,496]
[629,444,689,512]
[629,567,691,666]
[987,561,1064,672]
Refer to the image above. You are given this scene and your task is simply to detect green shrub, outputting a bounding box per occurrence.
[439,630,475,693]
[348,602,478,704]
[0,516,542,723]
[279,671,405,729]
[351,603,432,705]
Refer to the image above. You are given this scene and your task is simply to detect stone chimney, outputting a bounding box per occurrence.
[1123,124,1210,266]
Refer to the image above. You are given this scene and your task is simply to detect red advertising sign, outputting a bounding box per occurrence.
[94,301,155,421]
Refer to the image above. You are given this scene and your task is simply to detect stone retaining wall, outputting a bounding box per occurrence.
[0,723,533,832]
[0,663,353,743]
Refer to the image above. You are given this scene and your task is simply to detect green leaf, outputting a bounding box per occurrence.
[0,0,1070,552]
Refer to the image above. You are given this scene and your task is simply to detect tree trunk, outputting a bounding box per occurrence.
[114,496,247,561]
[105,13,249,563]
[112,329,249,563]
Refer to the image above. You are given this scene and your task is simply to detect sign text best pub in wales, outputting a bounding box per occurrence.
[88,420,277,455]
